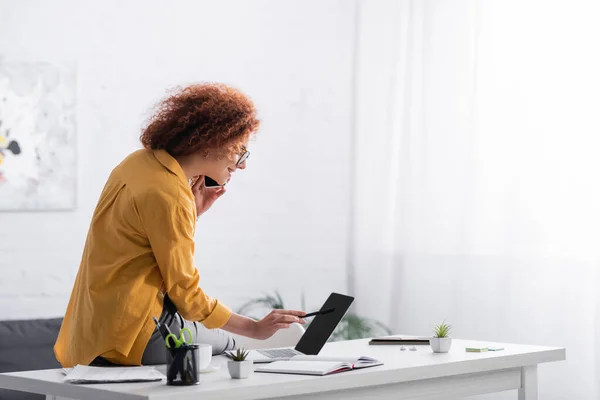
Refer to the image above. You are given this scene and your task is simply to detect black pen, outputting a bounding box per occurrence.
[302,308,335,318]
[153,316,178,349]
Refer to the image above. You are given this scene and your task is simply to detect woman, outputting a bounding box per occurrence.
[54,83,305,367]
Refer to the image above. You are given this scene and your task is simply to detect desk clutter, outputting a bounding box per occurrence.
[61,316,499,388]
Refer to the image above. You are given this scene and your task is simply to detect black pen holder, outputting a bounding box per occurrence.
[166,344,200,386]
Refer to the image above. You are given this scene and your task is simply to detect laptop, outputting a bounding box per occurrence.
[226,292,354,363]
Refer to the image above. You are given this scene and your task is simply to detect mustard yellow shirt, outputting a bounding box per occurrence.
[54,149,232,367]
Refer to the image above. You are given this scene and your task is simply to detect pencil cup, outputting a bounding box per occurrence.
[166,344,200,386]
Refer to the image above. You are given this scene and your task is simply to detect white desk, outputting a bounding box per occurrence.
[0,338,565,400]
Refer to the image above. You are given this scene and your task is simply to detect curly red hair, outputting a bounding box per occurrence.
[140,83,259,157]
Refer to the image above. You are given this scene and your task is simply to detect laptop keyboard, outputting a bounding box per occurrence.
[257,348,302,359]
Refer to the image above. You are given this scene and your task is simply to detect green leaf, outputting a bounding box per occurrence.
[432,320,452,338]
[231,347,249,361]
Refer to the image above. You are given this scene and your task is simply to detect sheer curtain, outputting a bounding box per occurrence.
[350,1,600,399]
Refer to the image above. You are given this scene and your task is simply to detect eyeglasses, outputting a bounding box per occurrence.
[236,146,250,167]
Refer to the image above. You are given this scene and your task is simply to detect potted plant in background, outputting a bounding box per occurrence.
[429,320,452,353]
[227,348,253,379]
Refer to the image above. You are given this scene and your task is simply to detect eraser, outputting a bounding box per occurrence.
[466,347,488,352]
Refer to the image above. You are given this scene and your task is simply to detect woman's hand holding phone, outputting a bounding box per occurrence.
[191,175,225,217]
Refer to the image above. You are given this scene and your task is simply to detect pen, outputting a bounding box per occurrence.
[302,308,335,318]
[152,316,178,349]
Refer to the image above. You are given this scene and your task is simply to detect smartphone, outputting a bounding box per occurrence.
[204,176,222,187]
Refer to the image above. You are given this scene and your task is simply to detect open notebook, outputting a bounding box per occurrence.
[255,355,383,376]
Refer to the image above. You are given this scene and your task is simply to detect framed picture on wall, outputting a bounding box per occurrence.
[0,58,76,211]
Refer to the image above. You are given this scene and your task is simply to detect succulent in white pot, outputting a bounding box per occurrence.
[429,321,452,353]
[227,348,253,379]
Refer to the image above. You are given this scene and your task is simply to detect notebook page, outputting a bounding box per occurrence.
[255,360,351,376]
[291,355,381,364]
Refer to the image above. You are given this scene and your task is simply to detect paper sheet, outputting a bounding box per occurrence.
[63,365,164,384]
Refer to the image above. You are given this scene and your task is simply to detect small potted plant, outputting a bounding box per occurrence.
[430,320,452,353]
[227,348,253,379]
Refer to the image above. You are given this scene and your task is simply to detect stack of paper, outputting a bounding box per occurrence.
[64,365,164,384]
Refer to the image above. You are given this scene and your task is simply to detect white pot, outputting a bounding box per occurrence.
[227,360,253,379]
[429,337,452,353]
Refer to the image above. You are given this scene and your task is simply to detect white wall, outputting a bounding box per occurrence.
[0,0,355,319]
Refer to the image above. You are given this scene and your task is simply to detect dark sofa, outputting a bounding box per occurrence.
[0,318,63,400]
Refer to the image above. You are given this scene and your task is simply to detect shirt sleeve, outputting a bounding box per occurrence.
[137,188,232,329]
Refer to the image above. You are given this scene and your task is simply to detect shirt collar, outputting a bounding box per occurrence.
[153,149,189,185]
